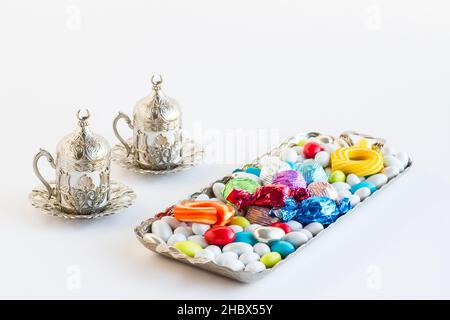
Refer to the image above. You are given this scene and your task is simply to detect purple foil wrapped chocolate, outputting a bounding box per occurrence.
[272,170,306,190]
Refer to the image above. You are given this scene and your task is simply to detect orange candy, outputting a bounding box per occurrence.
[173,201,235,226]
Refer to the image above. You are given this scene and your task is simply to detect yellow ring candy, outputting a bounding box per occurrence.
[331,147,383,176]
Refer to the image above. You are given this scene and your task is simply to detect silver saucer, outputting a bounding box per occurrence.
[112,138,204,175]
[29,180,136,220]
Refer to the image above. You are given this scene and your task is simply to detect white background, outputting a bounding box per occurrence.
[1,0,450,299]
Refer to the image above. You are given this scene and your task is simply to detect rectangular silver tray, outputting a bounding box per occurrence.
[135,131,412,283]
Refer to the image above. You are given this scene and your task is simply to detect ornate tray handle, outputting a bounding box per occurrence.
[33,149,56,199]
[338,131,386,151]
[113,112,134,157]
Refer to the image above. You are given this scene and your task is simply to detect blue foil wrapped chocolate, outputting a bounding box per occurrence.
[295,162,328,185]
[294,196,352,225]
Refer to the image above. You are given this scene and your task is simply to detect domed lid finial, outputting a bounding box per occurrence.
[151,75,163,91]
[77,109,91,127]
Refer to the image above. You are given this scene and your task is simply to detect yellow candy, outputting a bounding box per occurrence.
[331,146,383,176]
[356,138,371,149]
[174,241,202,257]
[228,216,250,229]
[297,139,307,147]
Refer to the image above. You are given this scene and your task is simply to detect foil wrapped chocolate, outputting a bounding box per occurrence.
[271,196,352,225]
[272,170,306,190]
[222,177,261,199]
[307,181,338,200]
[270,197,298,222]
[245,206,279,226]
[289,187,310,203]
[295,196,352,225]
[226,185,290,210]
[295,162,328,185]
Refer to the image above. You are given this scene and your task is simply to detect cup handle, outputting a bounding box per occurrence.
[33,149,56,199]
[113,112,133,157]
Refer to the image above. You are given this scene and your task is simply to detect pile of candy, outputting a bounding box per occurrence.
[144,137,410,274]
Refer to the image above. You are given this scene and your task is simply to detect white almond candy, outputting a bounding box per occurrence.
[323,143,339,154]
[232,172,261,184]
[222,242,253,256]
[355,187,371,201]
[188,235,208,248]
[223,259,245,272]
[280,148,298,163]
[332,182,351,192]
[215,252,239,266]
[239,252,260,265]
[292,146,303,155]
[194,249,215,260]
[286,220,303,231]
[382,145,397,156]
[304,222,324,236]
[151,220,173,242]
[209,198,220,202]
[195,194,210,201]
[253,243,271,257]
[314,151,330,168]
[346,174,361,186]
[383,155,404,172]
[229,225,243,233]
[296,155,305,163]
[298,229,313,240]
[245,261,266,273]
[161,216,182,230]
[366,174,388,188]
[349,194,360,206]
[167,233,187,246]
[338,190,352,199]
[395,152,409,168]
[205,245,222,258]
[173,226,193,238]
[212,182,226,202]
[382,166,400,179]
[192,223,211,236]
[282,231,309,248]
[245,224,261,233]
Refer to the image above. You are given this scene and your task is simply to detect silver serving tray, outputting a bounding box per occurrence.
[134,131,412,283]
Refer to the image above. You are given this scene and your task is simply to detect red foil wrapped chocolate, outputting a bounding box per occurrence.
[290,187,311,203]
[226,185,290,210]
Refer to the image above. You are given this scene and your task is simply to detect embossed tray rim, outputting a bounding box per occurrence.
[134,132,412,283]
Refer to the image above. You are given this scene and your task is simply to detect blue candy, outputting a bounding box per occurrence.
[270,240,295,258]
[234,231,258,246]
[350,181,377,194]
[245,166,261,177]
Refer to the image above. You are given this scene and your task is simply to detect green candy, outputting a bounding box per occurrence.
[222,177,260,199]
[260,252,282,268]
[174,241,202,257]
[328,170,346,183]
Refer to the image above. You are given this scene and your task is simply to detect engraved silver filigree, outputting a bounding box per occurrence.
[112,137,203,175]
[33,110,113,215]
[30,181,136,220]
[113,75,184,170]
